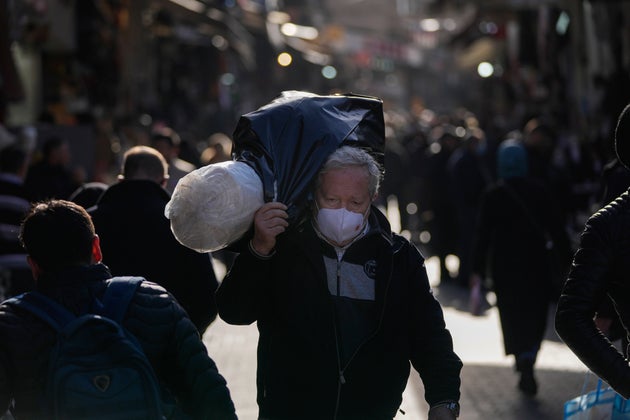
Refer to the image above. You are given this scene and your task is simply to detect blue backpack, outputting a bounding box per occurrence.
[5,277,168,419]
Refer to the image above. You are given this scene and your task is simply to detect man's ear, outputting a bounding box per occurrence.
[91,235,103,264]
[27,256,41,280]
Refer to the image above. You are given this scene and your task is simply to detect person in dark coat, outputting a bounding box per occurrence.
[447,128,492,288]
[0,144,32,254]
[421,126,461,283]
[24,136,81,201]
[151,125,196,194]
[470,138,568,396]
[0,199,236,419]
[592,156,630,348]
[217,146,462,420]
[68,181,108,210]
[0,143,35,298]
[556,103,630,398]
[90,146,219,333]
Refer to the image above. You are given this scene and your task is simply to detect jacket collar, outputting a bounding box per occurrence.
[34,263,113,315]
[98,180,170,204]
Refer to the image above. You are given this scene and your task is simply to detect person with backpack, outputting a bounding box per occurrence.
[0,199,237,419]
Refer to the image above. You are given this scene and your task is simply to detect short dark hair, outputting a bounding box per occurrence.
[42,136,66,158]
[20,199,96,272]
[151,126,181,147]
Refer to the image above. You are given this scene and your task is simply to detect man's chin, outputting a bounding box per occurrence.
[327,236,357,248]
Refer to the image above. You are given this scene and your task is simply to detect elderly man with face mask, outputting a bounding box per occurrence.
[217,145,462,420]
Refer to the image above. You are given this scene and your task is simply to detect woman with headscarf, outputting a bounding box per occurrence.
[470,138,568,396]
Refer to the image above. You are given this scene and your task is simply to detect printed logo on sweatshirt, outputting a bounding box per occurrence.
[364,260,377,278]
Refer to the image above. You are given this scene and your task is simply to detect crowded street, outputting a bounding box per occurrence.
[1,1,629,419]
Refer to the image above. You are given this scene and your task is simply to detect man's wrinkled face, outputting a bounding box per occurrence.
[315,166,373,214]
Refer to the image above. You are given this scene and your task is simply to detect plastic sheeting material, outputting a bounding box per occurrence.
[233,90,385,223]
[165,160,263,252]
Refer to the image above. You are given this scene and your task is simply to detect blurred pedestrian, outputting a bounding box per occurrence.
[200,132,232,166]
[0,144,32,253]
[68,181,108,210]
[555,103,630,398]
[217,146,462,419]
[0,143,35,298]
[447,127,492,288]
[0,199,236,419]
[470,138,568,396]
[420,125,461,283]
[151,125,196,193]
[90,146,219,333]
[24,136,82,201]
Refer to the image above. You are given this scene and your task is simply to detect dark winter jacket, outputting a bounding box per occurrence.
[0,263,236,419]
[217,207,462,419]
[90,180,219,332]
[556,189,630,398]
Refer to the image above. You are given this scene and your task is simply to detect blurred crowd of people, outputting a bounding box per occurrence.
[0,119,233,321]
[0,98,624,301]
[377,104,616,288]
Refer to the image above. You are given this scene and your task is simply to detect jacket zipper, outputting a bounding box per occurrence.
[332,251,394,419]
[333,259,343,420]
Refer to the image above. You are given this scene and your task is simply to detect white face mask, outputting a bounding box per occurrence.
[316,206,367,246]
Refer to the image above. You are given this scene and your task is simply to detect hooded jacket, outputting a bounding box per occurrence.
[217,207,462,419]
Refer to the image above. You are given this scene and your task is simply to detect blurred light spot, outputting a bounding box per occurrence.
[429,142,442,154]
[281,23,297,36]
[322,65,337,79]
[212,35,228,50]
[479,21,498,35]
[139,114,152,127]
[277,52,293,67]
[443,18,457,32]
[220,73,235,86]
[556,11,570,35]
[420,18,440,32]
[477,62,494,78]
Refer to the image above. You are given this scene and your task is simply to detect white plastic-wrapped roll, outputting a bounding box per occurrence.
[164,160,264,253]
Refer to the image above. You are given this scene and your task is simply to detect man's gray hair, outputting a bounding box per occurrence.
[316,146,382,196]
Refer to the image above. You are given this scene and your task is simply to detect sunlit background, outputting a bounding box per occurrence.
[1,1,629,418]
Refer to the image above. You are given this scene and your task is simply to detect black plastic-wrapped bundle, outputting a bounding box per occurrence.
[233,90,385,223]
[166,90,385,253]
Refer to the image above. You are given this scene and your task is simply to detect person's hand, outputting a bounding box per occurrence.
[251,202,288,256]
[428,405,457,420]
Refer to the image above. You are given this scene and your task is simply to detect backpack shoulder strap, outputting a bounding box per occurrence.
[101,276,144,323]
[4,292,75,331]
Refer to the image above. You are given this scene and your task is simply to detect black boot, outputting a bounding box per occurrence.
[516,357,538,396]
